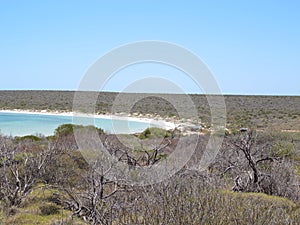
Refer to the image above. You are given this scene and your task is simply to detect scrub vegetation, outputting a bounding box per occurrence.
[0,91,299,130]
[0,124,299,224]
[0,91,299,224]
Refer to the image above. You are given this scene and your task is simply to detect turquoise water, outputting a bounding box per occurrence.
[0,112,153,136]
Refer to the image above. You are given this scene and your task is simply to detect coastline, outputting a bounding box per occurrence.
[0,109,177,130]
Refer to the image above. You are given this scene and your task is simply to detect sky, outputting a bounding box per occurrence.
[0,0,299,95]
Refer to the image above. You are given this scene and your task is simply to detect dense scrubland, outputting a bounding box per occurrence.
[0,91,300,224]
[1,90,300,130]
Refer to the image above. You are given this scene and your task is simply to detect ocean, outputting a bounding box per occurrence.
[0,112,156,136]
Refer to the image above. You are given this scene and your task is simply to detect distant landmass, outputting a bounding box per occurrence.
[0,90,299,131]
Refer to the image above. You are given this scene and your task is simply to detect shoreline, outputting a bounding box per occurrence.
[0,109,177,130]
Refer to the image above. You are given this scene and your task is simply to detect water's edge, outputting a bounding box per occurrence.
[0,111,175,136]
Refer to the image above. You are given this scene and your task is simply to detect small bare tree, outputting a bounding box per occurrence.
[215,130,299,199]
[56,159,127,225]
[0,136,54,207]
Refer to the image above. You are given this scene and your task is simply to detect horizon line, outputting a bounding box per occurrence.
[0,89,299,97]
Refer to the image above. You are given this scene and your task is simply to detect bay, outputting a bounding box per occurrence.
[0,112,157,136]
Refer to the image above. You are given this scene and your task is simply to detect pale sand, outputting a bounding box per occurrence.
[0,109,176,130]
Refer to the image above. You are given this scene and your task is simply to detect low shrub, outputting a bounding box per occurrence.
[139,127,171,139]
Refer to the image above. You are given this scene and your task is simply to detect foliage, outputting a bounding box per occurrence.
[54,124,104,137]
[15,135,42,142]
[139,127,171,139]
[114,174,299,225]
[0,123,299,224]
[272,141,296,158]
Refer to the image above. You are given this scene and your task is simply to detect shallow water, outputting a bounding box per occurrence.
[0,112,154,136]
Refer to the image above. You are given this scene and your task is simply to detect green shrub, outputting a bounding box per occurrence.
[54,124,104,137]
[15,135,41,142]
[139,127,171,139]
[272,141,295,158]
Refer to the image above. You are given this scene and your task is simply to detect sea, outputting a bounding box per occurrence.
[0,112,157,137]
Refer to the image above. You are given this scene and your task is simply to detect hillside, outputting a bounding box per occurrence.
[0,90,299,130]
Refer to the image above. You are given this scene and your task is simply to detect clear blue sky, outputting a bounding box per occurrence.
[0,0,299,95]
